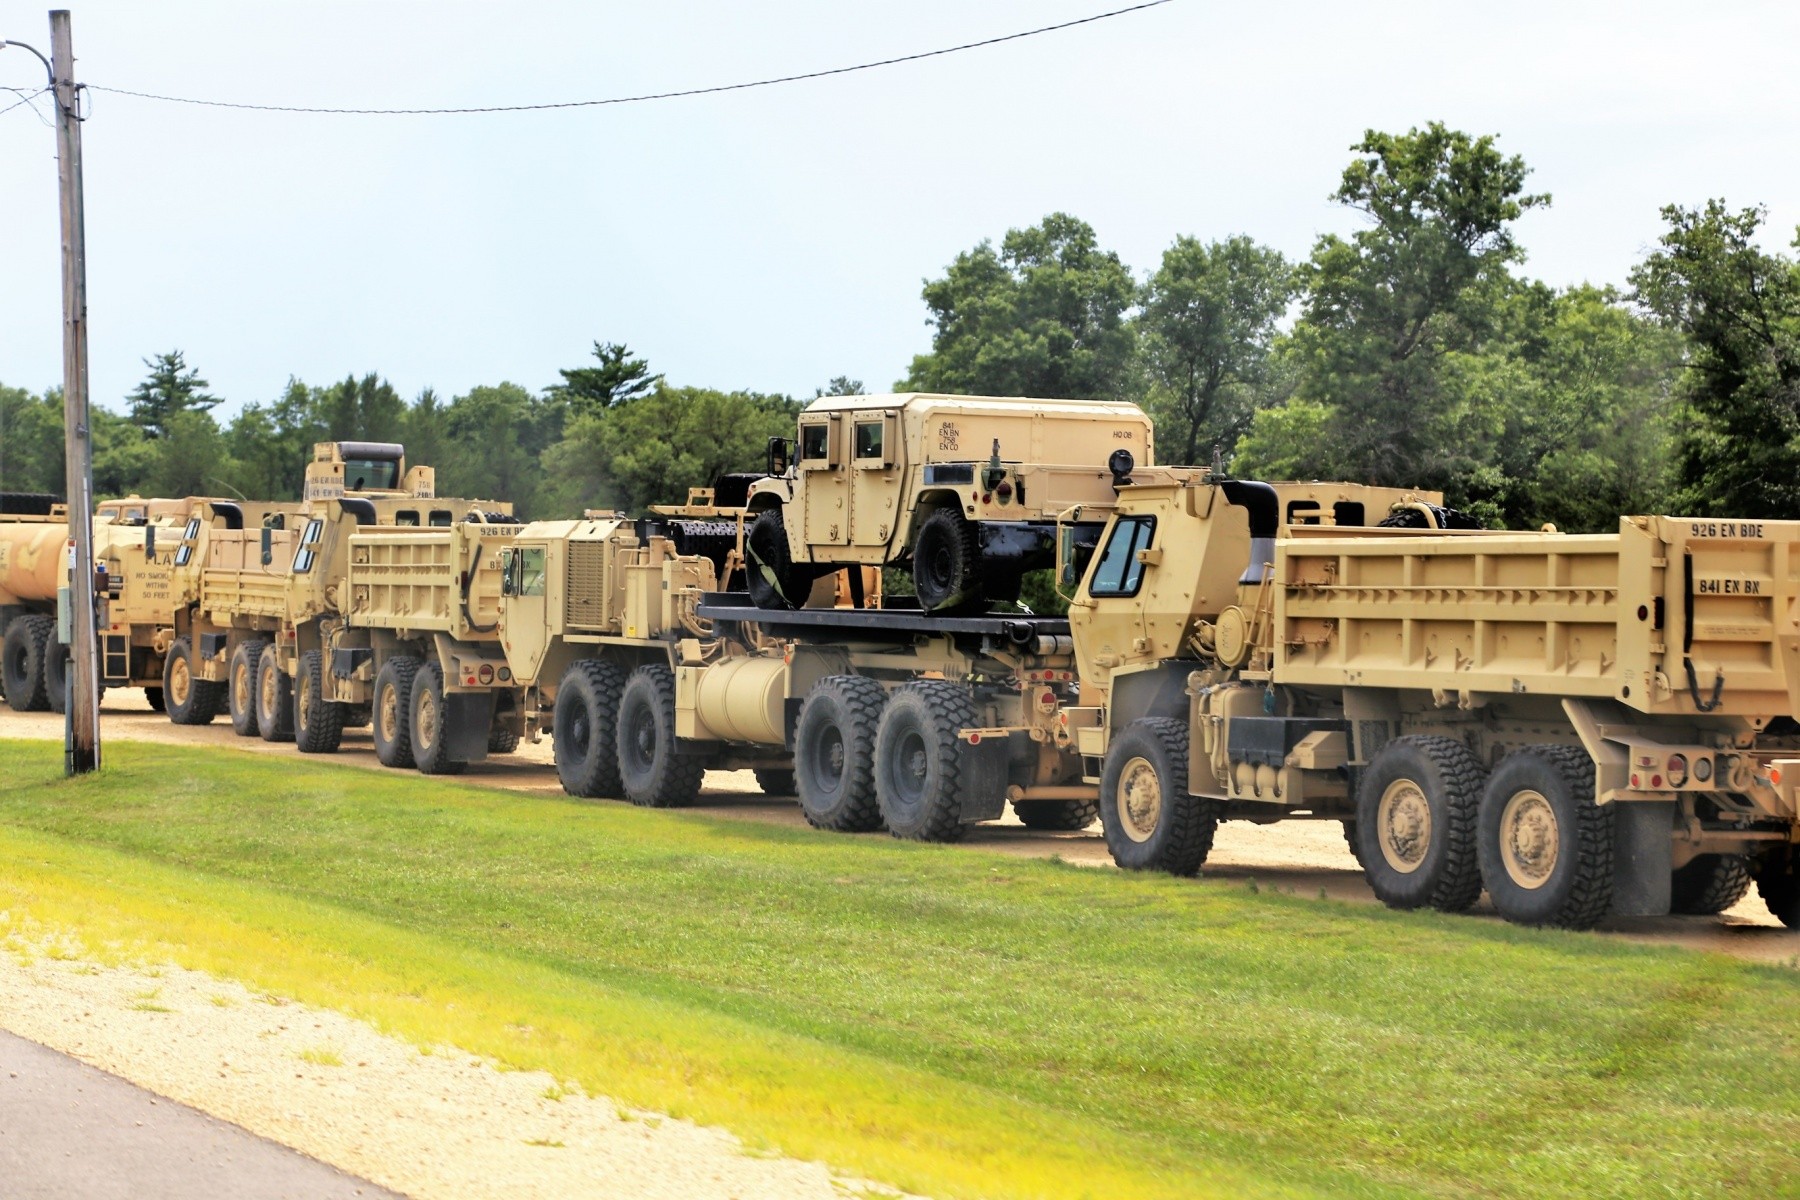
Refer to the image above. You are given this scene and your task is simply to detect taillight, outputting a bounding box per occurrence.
[1666,754,1688,787]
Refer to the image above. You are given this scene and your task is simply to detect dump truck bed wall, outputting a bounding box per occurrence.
[1275,516,1800,717]
[346,525,510,641]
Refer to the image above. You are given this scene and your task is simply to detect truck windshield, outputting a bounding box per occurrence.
[343,456,399,491]
[1088,516,1156,597]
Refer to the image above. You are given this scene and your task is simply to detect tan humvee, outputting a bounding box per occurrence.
[742,392,1153,613]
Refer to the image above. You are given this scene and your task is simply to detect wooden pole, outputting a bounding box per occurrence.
[50,8,99,774]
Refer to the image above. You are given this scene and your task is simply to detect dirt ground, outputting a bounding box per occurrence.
[1,691,1795,965]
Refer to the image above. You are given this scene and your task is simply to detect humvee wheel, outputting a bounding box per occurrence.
[1,614,53,712]
[228,639,268,737]
[1098,718,1215,875]
[616,664,703,807]
[911,508,982,614]
[555,659,626,798]
[294,649,345,754]
[794,675,886,832]
[410,659,466,776]
[165,635,224,726]
[1354,736,1483,912]
[1478,745,1612,929]
[372,656,420,768]
[874,680,976,842]
[254,643,294,742]
[745,509,816,610]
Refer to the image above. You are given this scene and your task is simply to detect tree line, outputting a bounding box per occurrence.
[3,122,1797,530]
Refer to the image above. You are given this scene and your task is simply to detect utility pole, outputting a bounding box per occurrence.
[50,8,99,774]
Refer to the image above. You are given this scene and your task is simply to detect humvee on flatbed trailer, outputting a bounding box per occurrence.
[1061,471,1800,930]
[743,392,1153,614]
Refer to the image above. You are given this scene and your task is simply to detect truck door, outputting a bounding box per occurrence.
[798,412,851,548]
[500,542,550,685]
[849,410,902,547]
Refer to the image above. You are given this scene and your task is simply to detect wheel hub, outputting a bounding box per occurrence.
[379,685,399,742]
[1501,788,1559,889]
[417,690,438,748]
[170,656,191,707]
[1377,778,1432,874]
[1116,756,1162,843]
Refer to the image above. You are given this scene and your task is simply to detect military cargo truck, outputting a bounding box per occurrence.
[1060,472,1800,929]
[742,393,1153,614]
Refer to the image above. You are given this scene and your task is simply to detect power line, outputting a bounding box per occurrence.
[84,1,1174,116]
[0,85,50,124]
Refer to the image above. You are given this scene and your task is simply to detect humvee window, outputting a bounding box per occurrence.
[518,547,546,596]
[854,421,883,461]
[801,424,830,462]
[1089,516,1156,597]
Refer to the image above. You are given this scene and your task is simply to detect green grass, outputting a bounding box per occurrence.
[0,741,1796,1199]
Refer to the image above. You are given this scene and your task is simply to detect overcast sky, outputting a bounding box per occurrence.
[2,0,1796,420]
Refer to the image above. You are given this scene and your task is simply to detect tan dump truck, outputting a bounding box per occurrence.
[497,516,1094,836]
[742,392,1153,613]
[1061,473,1800,930]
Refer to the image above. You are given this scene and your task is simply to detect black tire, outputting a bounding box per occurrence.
[751,767,795,796]
[554,659,626,799]
[745,509,816,610]
[1342,819,1364,866]
[794,675,886,832]
[616,664,703,806]
[1478,744,1613,929]
[254,643,294,743]
[44,641,71,714]
[910,508,983,614]
[144,685,166,713]
[227,639,268,737]
[3,613,54,712]
[164,635,224,726]
[1098,717,1217,875]
[373,656,420,768]
[874,680,982,842]
[294,648,346,754]
[1013,797,1099,830]
[487,723,521,755]
[410,659,466,776]
[1670,854,1754,916]
[1753,849,1800,929]
[1354,735,1485,912]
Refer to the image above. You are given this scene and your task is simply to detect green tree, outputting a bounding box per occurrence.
[125,350,220,439]
[901,213,1138,401]
[551,342,662,416]
[0,384,65,495]
[316,373,407,444]
[1631,201,1800,517]
[545,386,800,514]
[440,383,562,515]
[815,376,866,398]
[1138,235,1297,465]
[1289,123,1550,489]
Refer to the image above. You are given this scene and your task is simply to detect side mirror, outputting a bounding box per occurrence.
[145,525,156,561]
[498,548,517,597]
[260,527,272,566]
[766,435,791,476]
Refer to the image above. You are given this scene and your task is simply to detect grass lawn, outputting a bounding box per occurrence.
[0,740,1796,1199]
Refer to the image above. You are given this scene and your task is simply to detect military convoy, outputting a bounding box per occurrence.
[16,394,1800,933]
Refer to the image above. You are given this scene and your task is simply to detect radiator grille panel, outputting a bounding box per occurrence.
[565,541,608,629]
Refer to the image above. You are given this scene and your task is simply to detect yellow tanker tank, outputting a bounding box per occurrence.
[0,522,67,607]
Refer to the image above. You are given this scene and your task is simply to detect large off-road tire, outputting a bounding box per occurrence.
[1670,853,1754,916]
[910,508,983,614]
[1753,849,1800,929]
[3,614,55,712]
[1354,735,1485,913]
[410,659,466,776]
[372,656,420,768]
[554,659,625,799]
[616,663,703,807]
[144,685,166,713]
[874,680,981,842]
[164,635,224,726]
[1013,797,1100,830]
[794,675,886,832]
[44,642,71,713]
[294,648,346,754]
[1098,717,1217,875]
[254,643,294,743]
[751,767,795,797]
[1478,744,1613,930]
[487,723,521,755]
[1342,819,1365,866]
[745,509,816,611]
[228,639,268,737]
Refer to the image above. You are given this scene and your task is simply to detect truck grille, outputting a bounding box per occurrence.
[565,540,608,629]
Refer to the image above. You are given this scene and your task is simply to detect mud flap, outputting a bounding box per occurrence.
[1610,800,1675,917]
[957,736,1011,823]
[443,691,494,764]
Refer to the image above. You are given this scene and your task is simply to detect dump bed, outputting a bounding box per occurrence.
[1275,516,1800,718]
[345,523,513,642]
[199,527,295,625]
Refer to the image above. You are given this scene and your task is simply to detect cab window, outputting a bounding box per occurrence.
[1088,516,1156,597]
[395,510,419,527]
[429,510,454,527]
[342,456,398,491]
[800,424,830,462]
[293,518,325,574]
[517,547,546,596]
[854,421,883,461]
[174,517,201,567]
